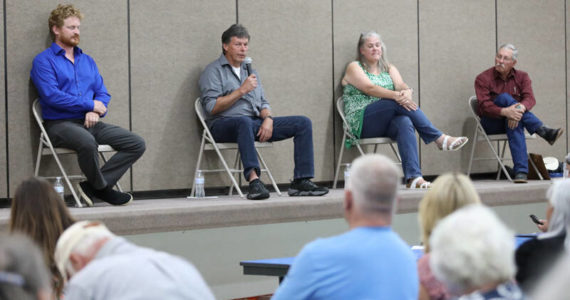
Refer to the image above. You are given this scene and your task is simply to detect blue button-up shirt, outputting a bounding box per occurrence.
[30,43,111,120]
[199,54,271,125]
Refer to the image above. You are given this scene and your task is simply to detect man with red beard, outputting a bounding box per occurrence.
[475,44,563,183]
[30,4,145,206]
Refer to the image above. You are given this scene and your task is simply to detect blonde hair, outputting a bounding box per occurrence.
[48,4,83,41]
[418,172,481,252]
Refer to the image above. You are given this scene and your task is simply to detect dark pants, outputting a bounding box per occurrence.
[45,119,146,190]
[360,99,442,181]
[480,93,543,174]
[209,116,314,180]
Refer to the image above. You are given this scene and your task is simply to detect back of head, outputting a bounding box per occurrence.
[9,177,75,294]
[543,179,570,242]
[54,221,114,282]
[221,24,250,53]
[48,4,83,40]
[0,234,51,300]
[429,205,515,295]
[347,154,399,217]
[419,172,481,252]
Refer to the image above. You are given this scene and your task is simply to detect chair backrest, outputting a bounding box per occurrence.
[194,97,219,145]
[468,96,481,122]
[31,99,52,142]
[336,96,353,136]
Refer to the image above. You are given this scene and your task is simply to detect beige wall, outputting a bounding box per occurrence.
[1,0,569,197]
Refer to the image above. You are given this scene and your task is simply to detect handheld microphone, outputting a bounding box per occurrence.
[244,57,253,76]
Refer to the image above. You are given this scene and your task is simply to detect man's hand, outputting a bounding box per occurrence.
[508,119,519,129]
[84,112,100,128]
[93,100,107,116]
[501,104,523,121]
[239,74,258,95]
[537,218,548,232]
[257,117,273,142]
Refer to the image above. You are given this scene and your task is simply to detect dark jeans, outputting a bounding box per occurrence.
[361,99,442,180]
[45,119,146,190]
[209,115,314,180]
[480,93,543,174]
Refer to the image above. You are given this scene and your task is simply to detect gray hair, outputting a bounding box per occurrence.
[347,154,399,216]
[498,43,518,61]
[357,31,391,73]
[0,234,51,300]
[429,205,515,294]
[540,179,570,246]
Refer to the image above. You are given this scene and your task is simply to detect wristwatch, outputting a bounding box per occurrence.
[264,115,273,120]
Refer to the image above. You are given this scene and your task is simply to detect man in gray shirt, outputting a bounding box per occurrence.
[54,221,215,300]
[199,24,328,200]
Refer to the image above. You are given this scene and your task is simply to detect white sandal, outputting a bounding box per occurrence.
[406,177,431,189]
[439,136,469,151]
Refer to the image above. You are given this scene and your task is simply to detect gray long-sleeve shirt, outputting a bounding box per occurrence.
[199,54,271,125]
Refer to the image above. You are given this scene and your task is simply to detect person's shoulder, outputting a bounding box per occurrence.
[32,47,55,63]
[345,61,361,71]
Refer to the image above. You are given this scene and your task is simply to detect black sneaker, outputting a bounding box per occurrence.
[514,173,528,184]
[95,188,133,206]
[536,126,564,145]
[247,179,270,200]
[78,181,95,207]
[288,179,329,196]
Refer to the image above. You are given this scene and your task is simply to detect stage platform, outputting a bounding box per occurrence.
[0,179,552,235]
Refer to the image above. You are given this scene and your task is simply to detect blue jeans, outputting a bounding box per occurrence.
[209,115,314,180]
[360,99,442,181]
[480,93,543,174]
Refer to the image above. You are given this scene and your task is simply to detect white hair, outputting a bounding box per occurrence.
[499,43,518,61]
[540,179,570,245]
[429,205,515,294]
[347,154,399,215]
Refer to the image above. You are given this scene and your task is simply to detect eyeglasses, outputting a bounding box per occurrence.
[496,54,513,62]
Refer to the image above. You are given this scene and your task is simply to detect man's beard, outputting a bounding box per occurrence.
[60,34,80,47]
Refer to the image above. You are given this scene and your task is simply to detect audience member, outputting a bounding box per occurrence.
[0,234,52,300]
[530,253,570,299]
[30,4,146,206]
[475,43,563,183]
[341,31,468,189]
[515,179,570,292]
[199,24,328,200]
[417,172,481,300]
[272,154,418,299]
[10,176,76,298]
[54,220,215,299]
[430,205,524,299]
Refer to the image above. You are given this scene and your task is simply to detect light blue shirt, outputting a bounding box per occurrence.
[272,227,419,300]
[64,237,215,300]
[199,54,271,125]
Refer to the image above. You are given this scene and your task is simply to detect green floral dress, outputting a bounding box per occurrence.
[342,62,395,148]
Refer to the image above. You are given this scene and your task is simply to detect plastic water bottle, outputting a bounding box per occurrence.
[54,177,64,200]
[344,164,351,189]
[194,170,205,198]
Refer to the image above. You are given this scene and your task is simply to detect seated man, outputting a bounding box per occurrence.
[475,43,563,183]
[271,154,418,300]
[30,4,145,205]
[54,221,215,299]
[199,24,328,200]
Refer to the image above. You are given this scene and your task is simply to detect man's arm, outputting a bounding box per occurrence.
[518,73,536,112]
[90,58,111,117]
[474,74,502,118]
[212,74,257,114]
[257,108,273,142]
[31,55,95,113]
[272,245,319,300]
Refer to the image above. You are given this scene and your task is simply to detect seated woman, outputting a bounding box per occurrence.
[515,179,570,292]
[417,173,481,300]
[10,177,76,299]
[430,205,525,299]
[341,31,468,188]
